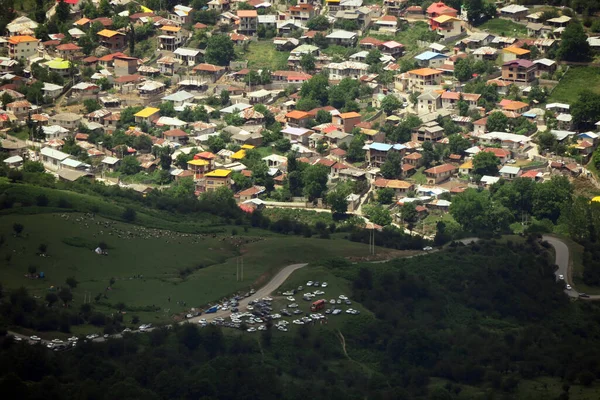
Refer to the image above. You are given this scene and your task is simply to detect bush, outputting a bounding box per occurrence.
[122,207,136,222]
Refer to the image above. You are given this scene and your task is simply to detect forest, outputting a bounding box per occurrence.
[2,238,600,400]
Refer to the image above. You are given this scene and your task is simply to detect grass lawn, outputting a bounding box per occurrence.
[8,127,29,141]
[0,212,397,326]
[477,18,528,37]
[371,21,434,53]
[238,40,290,71]
[410,167,427,185]
[275,264,374,332]
[549,67,600,104]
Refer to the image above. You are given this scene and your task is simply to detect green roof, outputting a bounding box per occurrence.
[46,58,71,70]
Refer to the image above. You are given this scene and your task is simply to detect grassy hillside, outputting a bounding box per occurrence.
[550,66,600,104]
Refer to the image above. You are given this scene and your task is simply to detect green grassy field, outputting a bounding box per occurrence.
[0,212,399,326]
[549,67,600,104]
[477,18,528,37]
[237,40,290,71]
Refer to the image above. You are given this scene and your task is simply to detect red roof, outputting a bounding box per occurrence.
[57,0,79,4]
[195,151,216,160]
[521,170,541,179]
[426,2,457,16]
[56,43,81,51]
[163,129,188,137]
[482,147,511,158]
[425,164,457,174]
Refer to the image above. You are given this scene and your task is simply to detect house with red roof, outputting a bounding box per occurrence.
[163,129,189,145]
[424,163,457,184]
[426,2,457,18]
[56,43,81,59]
[481,147,512,164]
[193,63,226,82]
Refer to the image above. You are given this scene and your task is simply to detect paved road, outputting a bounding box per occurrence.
[185,263,308,325]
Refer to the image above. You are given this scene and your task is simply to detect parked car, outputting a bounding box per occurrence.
[558,275,564,280]
[566,284,572,290]
[423,246,433,251]
[30,335,41,341]
[306,281,314,287]
[321,282,328,287]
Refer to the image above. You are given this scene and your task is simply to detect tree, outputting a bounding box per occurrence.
[365,49,382,66]
[532,175,572,223]
[448,134,470,155]
[472,151,499,176]
[58,288,73,306]
[363,204,392,226]
[122,207,136,222]
[12,223,23,236]
[486,111,509,132]
[302,164,329,201]
[300,53,316,73]
[38,243,47,255]
[207,136,226,153]
[454,58,473,82]
[536,130,557,153]
[84,99,101,113]
[56,0,71,22]
[1,92,13,109]
[119,156,141,175]
[313,32,328,48]
[558,22,591,62]
[315,109,332,124]
[457,96,469,117]
[133,135,153,153]
[327,189,348,215]
[380,151,402,179]
[220,90,230,106]
[22,161,44,173]
[347,133,366,162]
[205,35,235,66]
[46,292,59,307]
[377,188,395,204]
[571,90,600,128]
[380,95,402,115]
[306,15,330,31]
[400,202,418,230]
[66,277,78,289]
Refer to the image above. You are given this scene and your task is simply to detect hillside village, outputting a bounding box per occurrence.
[1,0,600,234]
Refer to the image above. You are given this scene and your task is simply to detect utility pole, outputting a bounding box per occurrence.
[241,257,244,281]
[236,257,239,281]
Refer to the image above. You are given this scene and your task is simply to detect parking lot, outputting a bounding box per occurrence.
[193,279,361,333]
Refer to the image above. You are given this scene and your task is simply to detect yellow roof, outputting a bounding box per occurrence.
[385,115,401,121]
[460,160,473,169]
[592,196,600,203]
[503,46,530,55]
[134,107,160,118]
[141,5,153,13]
[97,29,121,38]
[187,159,209,166]
[231,149,246,159]
[433,15,459,23]
[362,129,378,136]
[161,25,181,32]
[205,169,232,178]
[241,144,255,149]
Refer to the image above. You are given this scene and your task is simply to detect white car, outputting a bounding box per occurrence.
[332,309,342,315]
[13,336,22,342]
[247,305,254,311]
[558,275,564,280]
[52,339,63,344]
[282,291,294,296]
[103,334,109,339]
[30,335,41,341]
[321,282,328,288]
[339,295,348,300]
[306,281,314,287]
[122,329,131,333]
[46,343,54,349]
[247,327,257,332]
[277,326,288,332]
[68,336,78,341]
[329,299,336,304]
[566,284,572,290]
[258,325,267,331]
[314,290,325,295]
[288,303,298,308]
[292,319,304,325]
[198,318,207,324]
[423,246,433,251]
[286,296,296,302]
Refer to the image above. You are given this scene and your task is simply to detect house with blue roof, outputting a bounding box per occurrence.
[414,51,449,68]
[366,142,406,166]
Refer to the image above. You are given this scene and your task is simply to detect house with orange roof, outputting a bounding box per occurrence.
[7,35,39,60]
[285,110,311,127]
[481,147,512,164]
[289,4,315,22]
[159,25,184,51]
[237,10,258,34]
[193,63,226,82]
[332,112,361,133]
[406,68,442,91]
[97,30,126,50]
[430,15,463,40]
[359,37,384,49]
[163,128,189,145]
[501,100,529,114]
[424,163,457,184]
[56,43,82,59]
